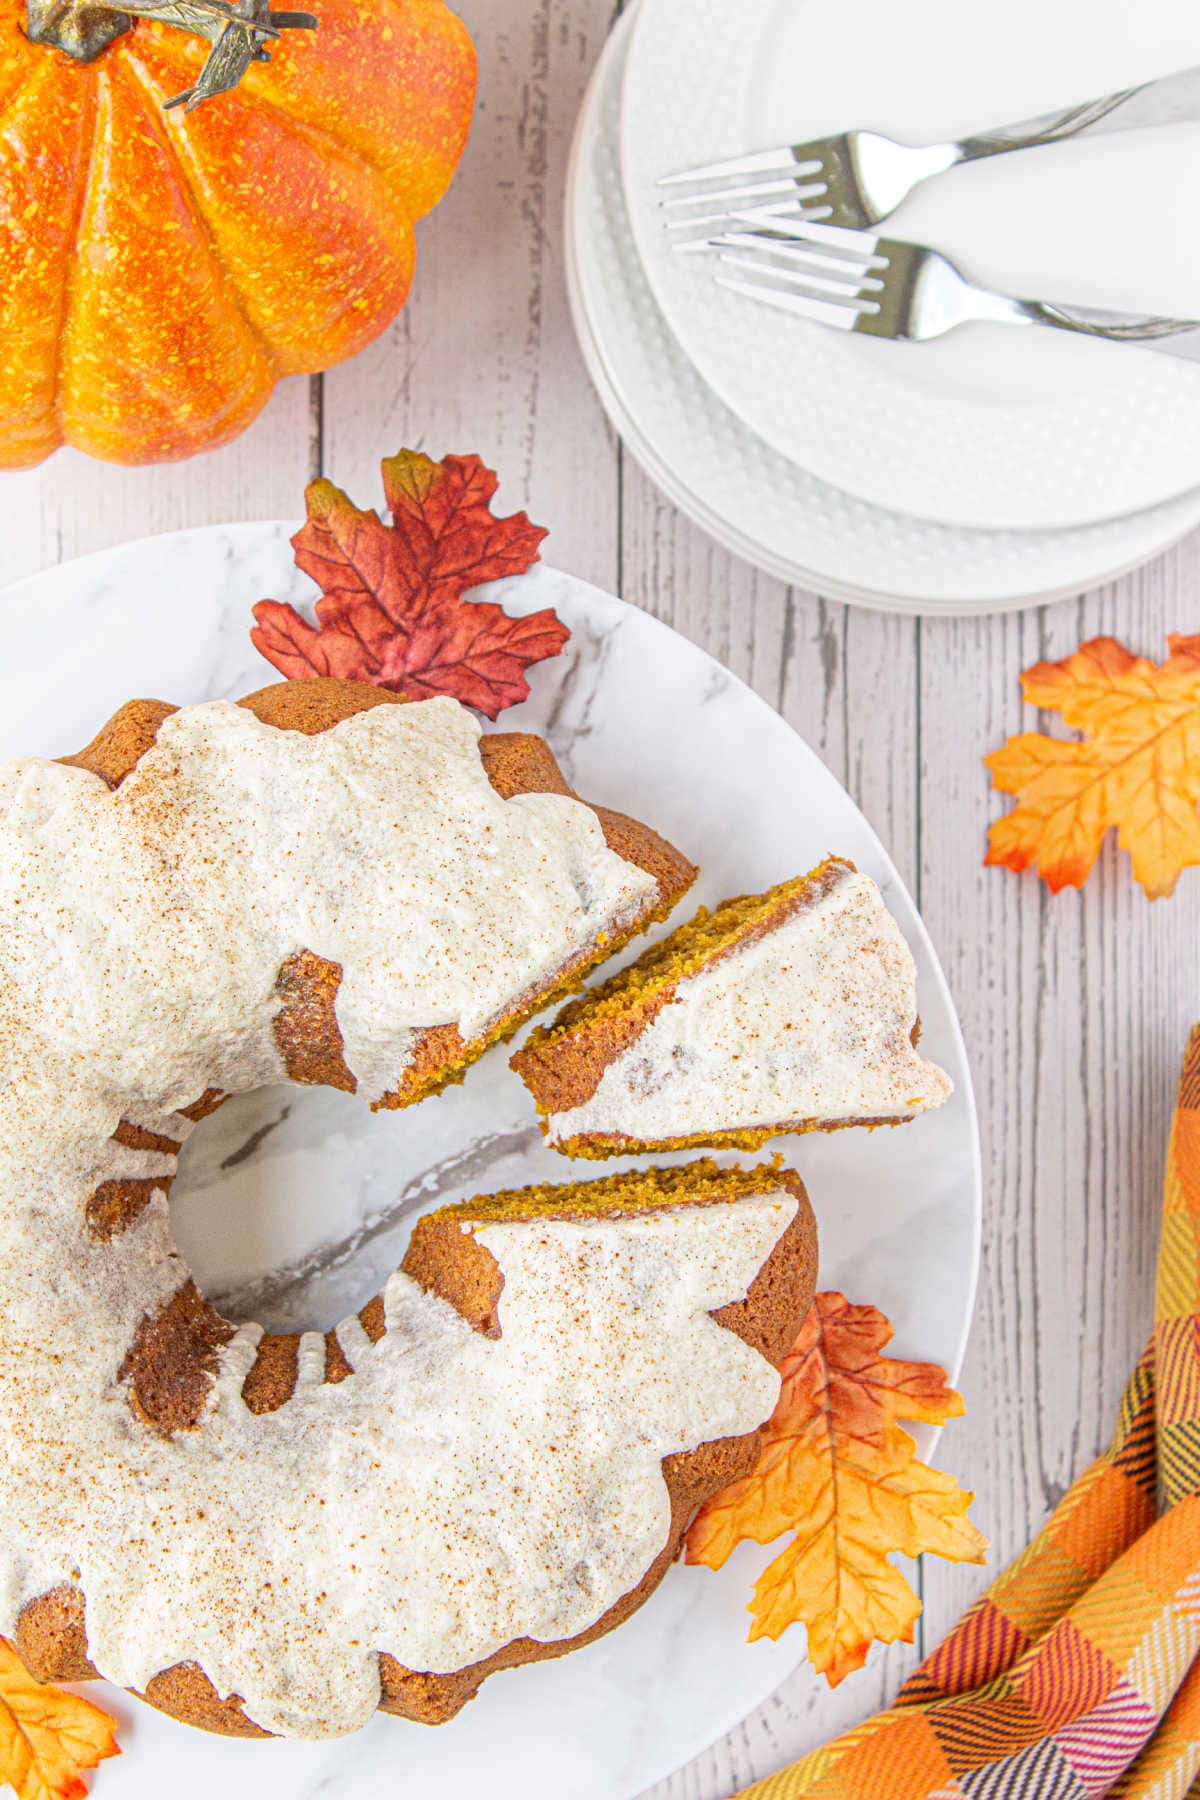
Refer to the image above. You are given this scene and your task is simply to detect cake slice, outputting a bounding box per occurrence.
[511,856,953,1158]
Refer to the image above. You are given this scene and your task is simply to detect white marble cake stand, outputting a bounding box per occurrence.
[0,526,981,1800]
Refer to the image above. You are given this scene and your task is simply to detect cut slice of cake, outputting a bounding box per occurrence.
[511,856,953,1158]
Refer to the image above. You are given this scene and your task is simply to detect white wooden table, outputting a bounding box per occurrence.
[3,3,1198,1793]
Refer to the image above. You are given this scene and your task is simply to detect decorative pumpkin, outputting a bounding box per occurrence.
[0,0,475,467]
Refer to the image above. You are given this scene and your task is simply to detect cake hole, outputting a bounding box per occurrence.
[169,1084,417,1334]
[168,1062,549,1335]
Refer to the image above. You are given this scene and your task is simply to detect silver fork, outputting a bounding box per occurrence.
[692,217,1200,360]
[659,64,1200,236]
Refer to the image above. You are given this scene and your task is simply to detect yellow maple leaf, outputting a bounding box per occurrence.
[984,632,1200,900]
[686,1292,987,1686]
[0,1637,119,1800]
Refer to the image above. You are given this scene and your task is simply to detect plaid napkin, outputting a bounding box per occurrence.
[734,1026,1200,1800]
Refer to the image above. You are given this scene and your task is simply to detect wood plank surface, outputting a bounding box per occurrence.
[2,1,1198,1792]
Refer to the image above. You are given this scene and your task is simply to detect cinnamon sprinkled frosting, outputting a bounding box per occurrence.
[546,870,953,1146]
[0,697,795,1737]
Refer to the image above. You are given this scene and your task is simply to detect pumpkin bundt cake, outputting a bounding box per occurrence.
[512,855,953,1158]
[11,1161,816,1737]
[1,679,828,1742]
[52,677,698,1111]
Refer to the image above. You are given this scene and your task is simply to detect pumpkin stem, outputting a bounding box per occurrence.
[24,0,317,109]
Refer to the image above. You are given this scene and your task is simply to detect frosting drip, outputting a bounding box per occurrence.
[0,697,657,1108]
[548,871,953,1144]
[0,697,795,1736]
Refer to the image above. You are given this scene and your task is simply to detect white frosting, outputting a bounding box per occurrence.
[0,695,796,1737]
[0,696,658,1109]
[547,870,953,1146]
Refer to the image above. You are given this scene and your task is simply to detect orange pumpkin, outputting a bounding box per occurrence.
[0,0,475,467]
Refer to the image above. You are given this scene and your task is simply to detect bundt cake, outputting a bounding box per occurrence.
[0,679,830,1742]
[11,1160,816,1737]
[54,678,697,1111]
[512,856,953,1158]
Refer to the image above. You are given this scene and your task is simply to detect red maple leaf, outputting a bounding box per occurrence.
[251,451,565,719]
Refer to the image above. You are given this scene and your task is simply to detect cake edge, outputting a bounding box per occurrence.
[15,1160,818,1733]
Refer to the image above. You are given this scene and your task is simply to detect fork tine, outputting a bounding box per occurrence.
[716,250,871,304]
[726,214,886,258]
[712,231,886,282]
[671,211,834,247]
[667,201,835,243]
[715,274,860,331]
[661,176,830,215]
[657,147,823,188]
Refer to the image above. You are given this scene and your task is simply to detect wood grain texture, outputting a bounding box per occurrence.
[2,1,1199,1792]
[321,0,621,590]
[0,381,312,587]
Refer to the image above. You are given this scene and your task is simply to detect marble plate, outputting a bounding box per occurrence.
[0,526,981,1800]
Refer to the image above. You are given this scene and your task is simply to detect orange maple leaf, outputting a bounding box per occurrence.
[686,1293,987,1687]
[0,1637,119,1800]
[984,633,1200,900]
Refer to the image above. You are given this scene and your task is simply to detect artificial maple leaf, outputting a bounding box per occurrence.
[251,450,566,719]
[985,633,1200,900]
[686,1292,986,1686]
[0,1637,119,1800]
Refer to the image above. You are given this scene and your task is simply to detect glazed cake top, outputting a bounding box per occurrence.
[0,695,658,1104]
[0,695,795,1736]
[544,866,953,1144]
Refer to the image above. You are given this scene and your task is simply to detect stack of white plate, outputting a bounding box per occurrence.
[565,0,1200,614]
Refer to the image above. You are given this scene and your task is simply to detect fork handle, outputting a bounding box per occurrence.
[984,294,1200,363]
[952,63,1200,164]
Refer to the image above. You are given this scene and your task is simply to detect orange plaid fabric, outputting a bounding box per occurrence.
[735,1026,1200,1800]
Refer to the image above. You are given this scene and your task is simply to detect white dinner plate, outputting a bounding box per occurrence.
[0,527,980,1800]
[567,9,1200,614]
[622,0,1200,531]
